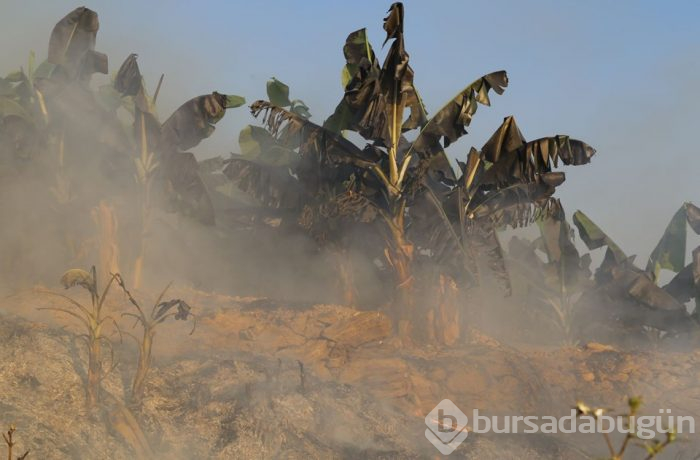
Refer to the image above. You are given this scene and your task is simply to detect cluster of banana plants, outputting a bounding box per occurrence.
[220,2,596,340]
[0,7,244,286]
[505,202,700,344]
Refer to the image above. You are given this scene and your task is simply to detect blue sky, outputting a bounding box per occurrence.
[3,0,700,261]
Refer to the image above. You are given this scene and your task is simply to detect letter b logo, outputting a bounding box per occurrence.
[438,409,458,432]
[425,400,469,455]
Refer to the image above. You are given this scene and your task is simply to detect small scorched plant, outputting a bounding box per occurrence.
[39,266,121,410]
[114,275,195,408]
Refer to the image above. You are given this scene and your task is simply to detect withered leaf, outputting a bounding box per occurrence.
[160,150,216,225]
[646,204,688,279]
[48,7,107,79]
[161,92,244,151]
[114,53,141,97]
[572,210,627,264]
[412,71,508,159]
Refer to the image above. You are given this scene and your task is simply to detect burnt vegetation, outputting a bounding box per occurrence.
[1,4,696,348]
[0,3,698,459]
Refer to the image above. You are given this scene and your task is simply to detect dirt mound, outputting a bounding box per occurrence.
[1,288,699,458]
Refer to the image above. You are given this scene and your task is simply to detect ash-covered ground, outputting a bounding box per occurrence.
[1,287,699,459]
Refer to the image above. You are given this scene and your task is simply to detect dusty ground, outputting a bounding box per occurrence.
[0,286,699,459]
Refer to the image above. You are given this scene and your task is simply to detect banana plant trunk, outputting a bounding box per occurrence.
[383,209,416,338]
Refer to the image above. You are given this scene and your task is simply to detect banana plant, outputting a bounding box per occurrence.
[225,3,597,338]
[113,53,246,226]
[649,203,700,319]
[507,204,593,344]
[114,275,195,408]
[409,115,596,295]
[322,3,510,321]
[38,267,122,409]
[220,78,375,304]
[572,209,697,339]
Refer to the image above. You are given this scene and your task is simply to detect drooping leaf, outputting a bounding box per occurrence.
[685,202,700,234]
[160,150,216,225]
[48,7,108,79]
[481,115,525,163]
[250,101,376,169]
[114,53,142,97]
[623,270,685,311]
[646,205,687,279]
[154,299,192,321]
[534,203,591,292]
[161,92,243,151]
[411,71,508,159]
[572,210,626,263]
[112,54,162,157]
[460,147,483,195]
[664,246,700,305]
[478,116,596,188]
[60,268,96,296]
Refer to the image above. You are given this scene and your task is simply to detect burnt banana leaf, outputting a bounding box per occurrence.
[48,7,107,80]
[324,28,380,134]
[410,72,508,185]
[685,202,700,234]
[661,203,700,309]
[471,223,511,294]
[114,53,142,97]
[161,92,245,151]
[221,122,302,210]
[160,150,215,225]
[572,210,628,283]
[664,246,700,305]
[381,3,426,133]
[537,203,591,290]
[569,209,686,312]
[609,263,685,311]
[250,101,375,169]
[113,54,161,151]
[325,2,426,147]
[572,210,627,263]
[159,91,244,225]
[411,71,508,160]
[340,28,376,88]
[479,116,595,188]
[223,155,302,211]
[646,204,688,279]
